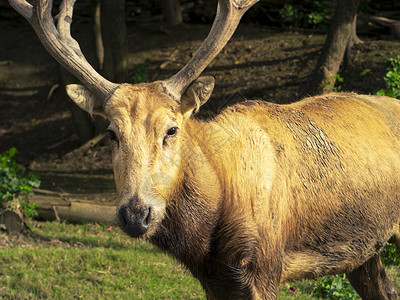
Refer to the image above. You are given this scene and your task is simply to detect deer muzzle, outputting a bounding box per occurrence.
[117,198,152,238]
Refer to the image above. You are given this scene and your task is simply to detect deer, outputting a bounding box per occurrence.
[9,0,400,299]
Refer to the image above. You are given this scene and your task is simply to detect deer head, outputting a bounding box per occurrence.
[9,0,259,237]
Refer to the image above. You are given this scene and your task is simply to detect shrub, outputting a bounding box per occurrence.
[323,73,344,91]
[377,55,400,99]
[130,60,151,84]
[381,243,400,267]
[279,4,299,25]
[312,274,358,300]
[0,147,40,217]
[279,0,329,28]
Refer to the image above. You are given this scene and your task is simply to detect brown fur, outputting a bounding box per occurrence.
[78,82,400,299]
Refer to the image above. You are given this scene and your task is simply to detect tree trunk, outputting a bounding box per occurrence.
[302,0,359,96]
[343,13,363,70]
[100,0,128,82]
[92,0,104,70]
[163,0,182,25]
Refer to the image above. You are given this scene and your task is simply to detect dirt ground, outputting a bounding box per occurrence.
[1,5,400,207]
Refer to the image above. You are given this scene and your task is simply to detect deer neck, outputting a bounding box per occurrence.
[149,118,222,273]
[180,118,223,208]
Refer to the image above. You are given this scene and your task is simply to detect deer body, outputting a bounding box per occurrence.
[106,84,400,298]
[145,92,400,299]
[10,0,400,298]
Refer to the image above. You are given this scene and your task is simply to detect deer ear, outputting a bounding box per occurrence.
[180,76,215,118]
[66,84,105,116]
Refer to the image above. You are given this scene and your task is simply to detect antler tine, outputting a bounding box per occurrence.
[57,0,80,50]
[163,0,259,102]
[9,0,119,102]
[9,0,32,19]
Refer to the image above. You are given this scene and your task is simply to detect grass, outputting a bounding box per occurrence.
[0,222,204,299]
[0,247,202,299]
[1,221,400,299]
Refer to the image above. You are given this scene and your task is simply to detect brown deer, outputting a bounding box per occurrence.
[9,0,400,299]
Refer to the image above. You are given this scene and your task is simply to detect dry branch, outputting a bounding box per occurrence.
[65,132,107,157]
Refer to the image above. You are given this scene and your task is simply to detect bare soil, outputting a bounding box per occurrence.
[1,6,400,208]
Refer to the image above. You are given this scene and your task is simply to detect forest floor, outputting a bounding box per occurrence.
[1,6,400,208]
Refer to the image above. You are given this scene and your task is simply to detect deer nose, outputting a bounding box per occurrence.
[117,201,151,238]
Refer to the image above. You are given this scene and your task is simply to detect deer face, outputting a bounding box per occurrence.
[106,83,185,238]
[66,77,214,238]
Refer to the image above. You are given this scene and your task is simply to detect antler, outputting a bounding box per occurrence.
[163,0,260,101]
[9,0,119,102]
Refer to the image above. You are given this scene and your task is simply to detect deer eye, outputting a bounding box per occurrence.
[166,127,178,137]
[107,129,118,142]
[163,126,178,147]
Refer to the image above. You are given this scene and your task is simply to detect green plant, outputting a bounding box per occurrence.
[279,1,329,28]
[305,0,329,28]
[0,147,40,217]
[305,11,325,27]
[381,243,400,267]
[130,60,151,84]
[377,55,400,99]
[312,274,358,300]
[279,4,299,25]
[323,74,344,91]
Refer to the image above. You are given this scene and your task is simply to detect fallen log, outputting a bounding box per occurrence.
[370,16,400,39]
[30,191,116,225]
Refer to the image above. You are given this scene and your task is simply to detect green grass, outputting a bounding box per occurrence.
[0,222,204,299]
[0,247,203,299]
[1,221,400,299]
